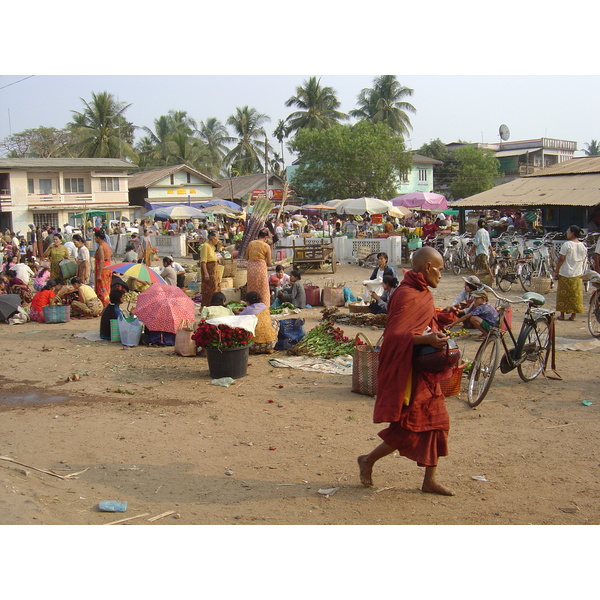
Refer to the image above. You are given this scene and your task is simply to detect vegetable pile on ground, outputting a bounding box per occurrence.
[270,302,295,314]
[448,328,470,338]
[226,302,245,312]
[289,320,359,358]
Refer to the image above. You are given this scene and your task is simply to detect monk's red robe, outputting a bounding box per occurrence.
[373,270,450,467]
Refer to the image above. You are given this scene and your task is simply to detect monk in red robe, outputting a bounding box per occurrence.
[358,246,455,496]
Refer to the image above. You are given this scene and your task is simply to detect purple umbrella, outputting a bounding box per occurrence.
[391,192,447,211]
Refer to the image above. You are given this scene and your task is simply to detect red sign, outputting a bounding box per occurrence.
[252,189,284,201]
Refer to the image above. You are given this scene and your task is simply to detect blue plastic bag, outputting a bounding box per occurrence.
[343,286,358,305]
[275,318,306,350]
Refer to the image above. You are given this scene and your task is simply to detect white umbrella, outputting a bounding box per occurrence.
[144,205,208,220]
[388,206,412,218]
[335,197,393,215]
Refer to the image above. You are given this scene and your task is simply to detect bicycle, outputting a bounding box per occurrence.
[444,234,475,275]
[466,284,555,407]
[587,273,600,339]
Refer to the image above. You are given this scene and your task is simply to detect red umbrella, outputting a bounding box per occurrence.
[134,283,196,334]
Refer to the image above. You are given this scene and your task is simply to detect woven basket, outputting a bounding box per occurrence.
[530,277,552,294]
[232,269,247,288]
[220,277,234,289]
[351,333,382,397]
[222,257,237,278]
[440,362,466,397]
[349,302,371,314]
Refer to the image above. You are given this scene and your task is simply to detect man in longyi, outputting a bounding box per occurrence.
[358,246,455,496]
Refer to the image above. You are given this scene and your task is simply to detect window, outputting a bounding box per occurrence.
[39,179,53,194]
[100,177,120,192]
[418,169,428,184]
[33,213,58,229]
[28,179,34,193]
[64,178,84,193]
[186,172,191,183]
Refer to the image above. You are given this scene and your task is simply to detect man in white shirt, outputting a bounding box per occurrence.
[64,223,73,235]
[170,257,186,287]
[64,240,77,258]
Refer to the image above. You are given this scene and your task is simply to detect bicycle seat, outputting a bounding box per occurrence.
[501,249,511,257]
[466,241,474,246]
[533,240,543,246]
[522,292,545,306]
[523,248,534,255]
[450,240,458,246]
[498,240,507,246]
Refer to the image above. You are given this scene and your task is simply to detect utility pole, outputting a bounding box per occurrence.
[265,136,269,204]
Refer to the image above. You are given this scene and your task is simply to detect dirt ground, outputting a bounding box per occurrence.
[1,258,599,526]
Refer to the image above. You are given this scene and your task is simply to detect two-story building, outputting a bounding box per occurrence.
[396,153,444,195]
[0,158,134,234]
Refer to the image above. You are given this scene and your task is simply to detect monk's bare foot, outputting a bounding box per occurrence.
[421,481,455,496]
[357,455,373,487]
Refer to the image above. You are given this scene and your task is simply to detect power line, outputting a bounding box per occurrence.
[0,75,35,91]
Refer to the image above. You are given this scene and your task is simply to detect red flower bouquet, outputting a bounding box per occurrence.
[192,319,253,349]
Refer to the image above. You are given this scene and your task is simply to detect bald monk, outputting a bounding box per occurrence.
[358,246,455,495]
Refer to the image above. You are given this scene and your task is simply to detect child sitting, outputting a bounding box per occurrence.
[448,290,499,341]
[200,291,234,320]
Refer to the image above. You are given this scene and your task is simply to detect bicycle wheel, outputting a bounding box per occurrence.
[359,252,379,269]
[588,290,600,339]
[467,334,500,407]
[519,261,533,291]
[497,265,513,292]
[516,317,551,382]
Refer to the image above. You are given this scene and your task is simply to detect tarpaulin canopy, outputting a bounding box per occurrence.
[71,211,110,218]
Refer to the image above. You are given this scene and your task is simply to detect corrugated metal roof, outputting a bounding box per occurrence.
[452,173,600,208]
[212,173,286,200]
[411,153,444,165]
[0,158,135,170]
[128,164,219,189]
[525,155,600,176]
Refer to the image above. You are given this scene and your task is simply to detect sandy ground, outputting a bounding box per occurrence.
[1,259,599,526]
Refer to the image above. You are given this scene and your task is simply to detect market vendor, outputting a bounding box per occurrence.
[277,270,306,309]
[369,252,398,281]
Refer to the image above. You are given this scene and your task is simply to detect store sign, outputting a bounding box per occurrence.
[252,189,284,201]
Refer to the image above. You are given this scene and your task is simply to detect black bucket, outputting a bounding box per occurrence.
[205,346,250,379]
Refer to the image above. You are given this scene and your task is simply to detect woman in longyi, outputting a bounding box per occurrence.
[245,228,278,354]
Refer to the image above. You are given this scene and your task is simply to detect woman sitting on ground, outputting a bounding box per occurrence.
[69,276,104,318]
[3,270,33,305]
[239,290,280,354]
[33,267,51,291]
[277,269,306,309]
[269,265,290,301]
[160,256,177,286]
[123,241,138,264]
[99,288,125,340]
[369,252,398,281]
[199,291,234,320]
[369,274,399,314]
[29,279,59,322]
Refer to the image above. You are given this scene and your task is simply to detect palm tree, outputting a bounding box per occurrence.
[284,76,348,135]
[350,75,416,137]
[141,111,198,165]
[197,117,234,177]
[584,140,600,156]
[273,119,289,170]
[164,130,211,171]
[69,91,135,158]
[225,106,271,174]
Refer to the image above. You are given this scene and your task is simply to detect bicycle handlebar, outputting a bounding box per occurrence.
[478,283,533,306]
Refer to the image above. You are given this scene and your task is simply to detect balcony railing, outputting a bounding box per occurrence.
[28,193,94,204]
[0,195,12,210]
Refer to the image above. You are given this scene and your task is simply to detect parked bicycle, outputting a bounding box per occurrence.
[444,234,475,275]
[587,272,600,339]
[467,284,555,407]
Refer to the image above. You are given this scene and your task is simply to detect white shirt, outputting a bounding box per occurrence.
[172,261,185,273]
[558,240,587,278]
[64,241,77,258]
[78,245,90,262]
[64,225,73,234]
[8,263,34,284]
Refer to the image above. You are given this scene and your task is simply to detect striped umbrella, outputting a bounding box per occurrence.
[134,283,196,334]
[105,262,166,284]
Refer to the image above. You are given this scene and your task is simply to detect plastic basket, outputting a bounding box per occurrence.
[43,304,71,323]
[439,362,466,397]
[407,239,422,250]
[349,302,371,313]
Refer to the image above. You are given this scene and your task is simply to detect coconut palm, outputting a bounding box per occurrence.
[273,119,290,170]
[69,91,135,158]
[583,140,600,156]
[141,111,198,165]
[197,117,234,177]
[164,130,211,171]
[284,76,348,135]
[350,75,416,137]
[225,106,271,174]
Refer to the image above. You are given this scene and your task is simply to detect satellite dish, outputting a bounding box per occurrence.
[499,124,510,141]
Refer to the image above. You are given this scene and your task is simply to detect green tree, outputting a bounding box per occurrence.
[225,106,271,174]
[141,110,198,166]
[197,117,234,177]
[583,140,600,156]
[0,126,76,158]
[350,75,416,137]
[289,121,412,203]
[449,146,500,200]
[284,77,348,135]
[69,91,135,159]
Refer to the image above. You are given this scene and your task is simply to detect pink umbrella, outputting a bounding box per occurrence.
[134,283,196,334]
[391,192,447,211]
